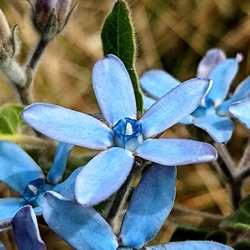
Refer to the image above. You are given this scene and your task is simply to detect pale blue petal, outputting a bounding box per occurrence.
[120,164,176,249]
[0,241,6,250]
[0,198,26,223]
[146,241,234,250]
[0,141,44,194]
[22,103,114,150]
[76,148,134,206]
[218,76,250,115]
[143,95,156,110]
[47,142,74,185]
[53,167,83,200]
[12,206,46,250]
[93,54,137,127]
[140,70,180,99]
[135,139,217,165]
[41,191,118,250]
[229,98,250,128]
[193,115,234,143]
[197,48,226,78]
[140,78,211,138]
[207,58,239,105]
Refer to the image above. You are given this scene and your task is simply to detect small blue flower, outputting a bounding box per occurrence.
[22,54,217,206]
[141,49,250,143]
[39,165,233,250]
[0,140,74,226]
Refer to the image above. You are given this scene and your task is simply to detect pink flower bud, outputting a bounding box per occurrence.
[32,0,72,39]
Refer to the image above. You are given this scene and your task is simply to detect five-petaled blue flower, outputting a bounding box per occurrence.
[22,54,217,206]
[0,140,75,225]
[141,49,250,143]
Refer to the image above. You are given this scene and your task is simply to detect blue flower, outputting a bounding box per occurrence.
[38,164,233,250]
[0,140,75,227]
[22,54,217,206]
[141,49,250,143]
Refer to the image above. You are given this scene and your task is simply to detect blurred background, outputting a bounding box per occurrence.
[0,0,250,248]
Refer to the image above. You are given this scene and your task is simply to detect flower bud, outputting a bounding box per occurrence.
[0,9,16,61]
[32,0,72,39]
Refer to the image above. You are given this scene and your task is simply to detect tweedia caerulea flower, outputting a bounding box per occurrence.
[0,140,75,228]
[38,165,232,250]
[141,49,249,144]
[22,54,217,206]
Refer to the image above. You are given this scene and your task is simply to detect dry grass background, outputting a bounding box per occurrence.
[1,0,250,249]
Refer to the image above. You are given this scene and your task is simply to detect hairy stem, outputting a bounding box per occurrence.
[213,143,241,210]
[106,161,141,228]
[29,37,51,70]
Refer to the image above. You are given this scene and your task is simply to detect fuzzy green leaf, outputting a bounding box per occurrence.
[0,104,24,135]
[101,0,143,112]
[220,196,250,230]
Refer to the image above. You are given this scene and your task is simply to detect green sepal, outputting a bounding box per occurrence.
[0,103,24,135]
[101,0,143,112]
[220,195,250,230]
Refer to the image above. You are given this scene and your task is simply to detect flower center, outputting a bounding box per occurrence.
[113,117,143,151]
[23,178,45,203]
[192,97,215,117]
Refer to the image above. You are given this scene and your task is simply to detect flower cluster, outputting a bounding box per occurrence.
[1,1,249,249]
[141,49,250,143]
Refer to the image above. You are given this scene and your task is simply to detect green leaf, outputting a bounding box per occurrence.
[220,196,250,230]
[101,0,143,112]
[0,103,24,135]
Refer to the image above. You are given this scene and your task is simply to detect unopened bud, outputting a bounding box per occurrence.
[0,9,11,41]
[0,9,18,61]
[32,0,73,39]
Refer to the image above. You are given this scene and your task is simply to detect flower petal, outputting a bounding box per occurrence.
[197,48,226,78]
[229,98,250,128]
[76,148,134,206]
[193,115,234,143]
[41,191,118,250]
[140,78,211,138]
[218,76,250,115]
[22,103,114,150]
[0,141,44,194]
[0,241,6,250]
[140,70,180,99]
[93,54,137,127]
[207,58,239,105]
[12,206,46,250]
[146,241,234,250]
[135,139,217,165]
[0,198,26,225]
[143,95,156,110]
[120,164,176,249]
[47,142,74,185]
[52,167,83,200]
